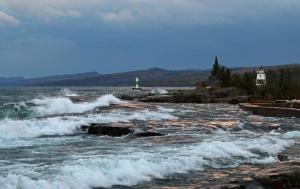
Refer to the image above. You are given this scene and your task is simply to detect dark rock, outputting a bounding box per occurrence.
[140,95,174,103]
[211,87,247,99]
[212,161,300,189]
[120,87,249,104]
[87,124,133,137]
[135,132,165,137]
[172,90,213,103]
[120,91,152,100]
[81,125,89,131]
[239,103,300,118]
[254,161,300,189]
[277,154,289,162]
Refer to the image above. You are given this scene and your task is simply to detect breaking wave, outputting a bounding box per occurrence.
[59,88,79,97]
[0,94,122,119]
[0,132,296,189]
[0,102,33,120]
[31,94,122,116]
[0,109,177,143]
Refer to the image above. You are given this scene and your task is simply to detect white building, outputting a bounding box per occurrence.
[256,66,266,86]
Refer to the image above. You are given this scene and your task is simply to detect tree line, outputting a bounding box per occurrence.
[209,56,300,100]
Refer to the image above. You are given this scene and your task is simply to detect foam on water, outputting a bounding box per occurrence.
[283,130,300,138]
[0,102,33,120]
[31,94,121,116]
[0,109,177,144]
[0,132,296,189]
[59,88,79,97]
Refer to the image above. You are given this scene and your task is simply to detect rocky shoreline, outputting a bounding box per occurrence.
[208,161,300,189]
[118,87,250,104]
[67,91,300,189]
[240,103,300,118]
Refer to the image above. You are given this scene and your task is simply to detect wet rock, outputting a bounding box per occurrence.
[254,161,300,189]
[81,125,89,131]
[211,161,300,189]
[239,103,300,118]
[87,124,133,137]
[140,95,174,103]
[277,154,289,162]
[119,87,249,104]
[135,132,165,137]
[120,91,152,100]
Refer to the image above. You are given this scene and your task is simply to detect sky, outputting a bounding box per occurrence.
[0,0,300,77]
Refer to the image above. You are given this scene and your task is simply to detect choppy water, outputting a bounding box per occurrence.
[0,87,299,189]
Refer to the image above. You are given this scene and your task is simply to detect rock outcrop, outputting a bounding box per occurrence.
[87,124,133,137]
[212,161,300,189]
[83,123,165,138]
[120,87,249,104]
[239,103,300,118]
[135,132,165,137]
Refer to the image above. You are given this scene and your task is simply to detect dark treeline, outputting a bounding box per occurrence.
[262,68,300,100]
[210,56,300,100]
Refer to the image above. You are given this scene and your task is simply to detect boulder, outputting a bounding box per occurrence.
[135,132,165,137]
[277,154,289,162]
[87,124,133,137]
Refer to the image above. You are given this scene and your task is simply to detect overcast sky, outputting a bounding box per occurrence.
[0,0,299,77]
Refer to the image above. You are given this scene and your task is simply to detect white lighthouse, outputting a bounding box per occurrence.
[256,66,266,86]
[132,77,142,91]
[135,77,139,89]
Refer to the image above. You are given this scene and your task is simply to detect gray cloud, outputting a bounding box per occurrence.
[0,11,20,26]
[3,0,300,25]
[99,10,136,23]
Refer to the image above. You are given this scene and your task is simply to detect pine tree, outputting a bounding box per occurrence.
[211,56,220,77]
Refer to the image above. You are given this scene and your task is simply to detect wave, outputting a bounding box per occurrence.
[0,102,33,120]
[0,94,121,119]
[0,109,177,143]
[31,94,122,116]
[0,132,296,189]
[58,88,79,97]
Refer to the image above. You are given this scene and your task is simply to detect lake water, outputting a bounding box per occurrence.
[0,87,299,189]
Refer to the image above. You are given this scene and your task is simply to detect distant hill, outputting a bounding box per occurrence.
[0,72,99,86]
[34,68,210,87]
[0,64,299,87]
[231,63,300,73]
[0,77,25,86]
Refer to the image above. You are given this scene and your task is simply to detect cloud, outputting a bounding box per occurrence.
[0,11,20,26]
[2,0,300,25]
[99,10,136,23]
[3,0,83,20]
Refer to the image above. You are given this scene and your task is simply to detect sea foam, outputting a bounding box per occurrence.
[31,94,121,116]
[0,109,177,144]
[0,132,296,189]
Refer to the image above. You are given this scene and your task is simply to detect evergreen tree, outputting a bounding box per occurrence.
[211,56,220,77]
[242,72,256,95]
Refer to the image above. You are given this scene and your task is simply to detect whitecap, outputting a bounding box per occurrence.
[31,94,121,116]
[0,133,295,189]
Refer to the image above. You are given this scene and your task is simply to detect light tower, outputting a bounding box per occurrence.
[135,77,139,89]
[256,66,266,86]
[132,77,142,91]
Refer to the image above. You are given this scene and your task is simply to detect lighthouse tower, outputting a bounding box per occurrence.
[256,66,266,86]
[132,77,142,91]
[135,77,139,89]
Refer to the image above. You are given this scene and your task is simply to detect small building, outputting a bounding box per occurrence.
[256,66,266,86]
